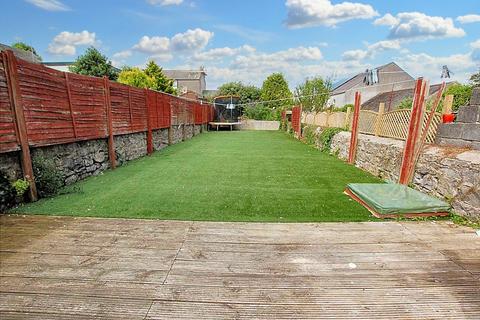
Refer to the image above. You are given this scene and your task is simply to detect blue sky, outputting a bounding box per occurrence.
[3,0,480,89]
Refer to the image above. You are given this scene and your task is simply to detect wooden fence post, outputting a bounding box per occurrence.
[442,94,453,114]
[145,89,153,155]
[399,78,428,185]
[128,87,134,131]
[168,101,173,145]
[374,102,384,136]
[326,111,331,128]
[345,106,352,129]
[348,92,361,164]
[103,77,116,169]
[3,50,38,201]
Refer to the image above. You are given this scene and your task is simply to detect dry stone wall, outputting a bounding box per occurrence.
[329,131,480,219]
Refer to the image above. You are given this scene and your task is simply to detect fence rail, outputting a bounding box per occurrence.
[0,51,214,154]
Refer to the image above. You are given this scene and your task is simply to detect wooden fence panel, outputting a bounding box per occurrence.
[16,59,75,146]
[68,73,107,140]
[357,110,377,135]
[378,109,410,140]
[110,82,132,135]
[130,86,148,132]
[0,54,19,152]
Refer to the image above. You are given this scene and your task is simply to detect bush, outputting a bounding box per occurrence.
[32,156,64,198]
[318,128,345,152]
[12,179,29,197]
[243,104,279,120]
[334,104,353,112]
[302,125,317,146]
[0,171,15,211]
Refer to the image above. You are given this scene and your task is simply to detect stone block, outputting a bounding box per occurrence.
[436,123,464,139]
[461,123,480,141]
[456,105,480,123]
[470,87,480,106]
[436,137,472,148]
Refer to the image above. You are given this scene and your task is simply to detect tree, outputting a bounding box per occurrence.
[11,42,42,61]
[217,82,261,105]
[117,61,176,94]
[444,84,472,111]
[117,67,154,88]
[69,47,118,80]
[470,69,480,87]
[144,61,176,94]
[294,76,332,113]
[260,73,292,110]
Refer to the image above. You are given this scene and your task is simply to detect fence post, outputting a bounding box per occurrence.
[103,76,116,169]
[325,111,331,128]
[374,102,384,136]
[399,78,428,185]
[145,89,153,155]
[442,94,453,114]
[348,92,361,164]
[168,101,173,145]
[3,50,38,201]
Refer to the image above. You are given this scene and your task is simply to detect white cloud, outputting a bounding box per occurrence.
[471,39,480,49]
[133,28,213,59]
[456,14,480,24]
[171,28,214,51]
[146,0,183,6]
[214,24,274,42]
[113,50,132,59]
[25,0,69,11]
[285,0,378,28]
[47,30,97,56]
[133,36,170,54]
[396,52,476,81]
[193,45,255,61]
[373,13,398,26]
[375,12,465,40]
[342,40,401,61]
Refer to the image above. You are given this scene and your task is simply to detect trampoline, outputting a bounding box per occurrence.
[345,183,450,219]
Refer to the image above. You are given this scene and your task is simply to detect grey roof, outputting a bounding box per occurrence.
[0,43,41,64]
[332,62,413,95]
[163,69,206,80]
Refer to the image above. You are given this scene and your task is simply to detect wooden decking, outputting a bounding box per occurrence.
[1,215,479,319]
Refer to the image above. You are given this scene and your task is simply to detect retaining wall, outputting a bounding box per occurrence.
[239,120,280,131]
[1,126,203,190]
[328,131,480,219]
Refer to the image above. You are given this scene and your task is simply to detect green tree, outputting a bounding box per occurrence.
[144,61,176,94]
[444,84,472,111]
[260,73,293,111]
[294,76,332,113]
[11,42,42,61]
[217,81,261,105]
[117,67,154,88]
[470,69,480,87]
[69,47,118,80]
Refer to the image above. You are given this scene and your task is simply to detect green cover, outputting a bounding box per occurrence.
[347,183,450,215]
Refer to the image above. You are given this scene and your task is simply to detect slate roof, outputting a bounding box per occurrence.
[0,43,41,64]
[362,82,457,112]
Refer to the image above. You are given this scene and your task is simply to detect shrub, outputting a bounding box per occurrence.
[32,156,64,198]
[243,104,279,120]
[12,179,29,197]
[318,127,345,152]
[302,125,317,146]
[0,171,15,211]
[334,104,353,112]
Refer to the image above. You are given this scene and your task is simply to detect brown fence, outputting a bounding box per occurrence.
[0,50,214,200]
[0,50,214,154]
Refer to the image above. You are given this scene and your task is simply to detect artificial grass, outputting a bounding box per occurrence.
[13,131,382,222]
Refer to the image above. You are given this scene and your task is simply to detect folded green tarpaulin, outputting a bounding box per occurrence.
[347,183,450,215]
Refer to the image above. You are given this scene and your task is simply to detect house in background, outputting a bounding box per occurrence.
[163,67,207,97]
[330,62,415,108]
[42,61,121,73]
[0,43,41,64]
[361,82,457,112]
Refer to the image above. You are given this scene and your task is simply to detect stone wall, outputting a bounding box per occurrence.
[329,131,480,219]
[171,125,184,144]
[152,128,169,151]
[114,132,147,165]
[0,152,22,181]
[194,124,202,135]
[31,139,110,186]
[239,120,280,131]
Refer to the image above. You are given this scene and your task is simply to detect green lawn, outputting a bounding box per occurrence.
[13,131,382,222]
